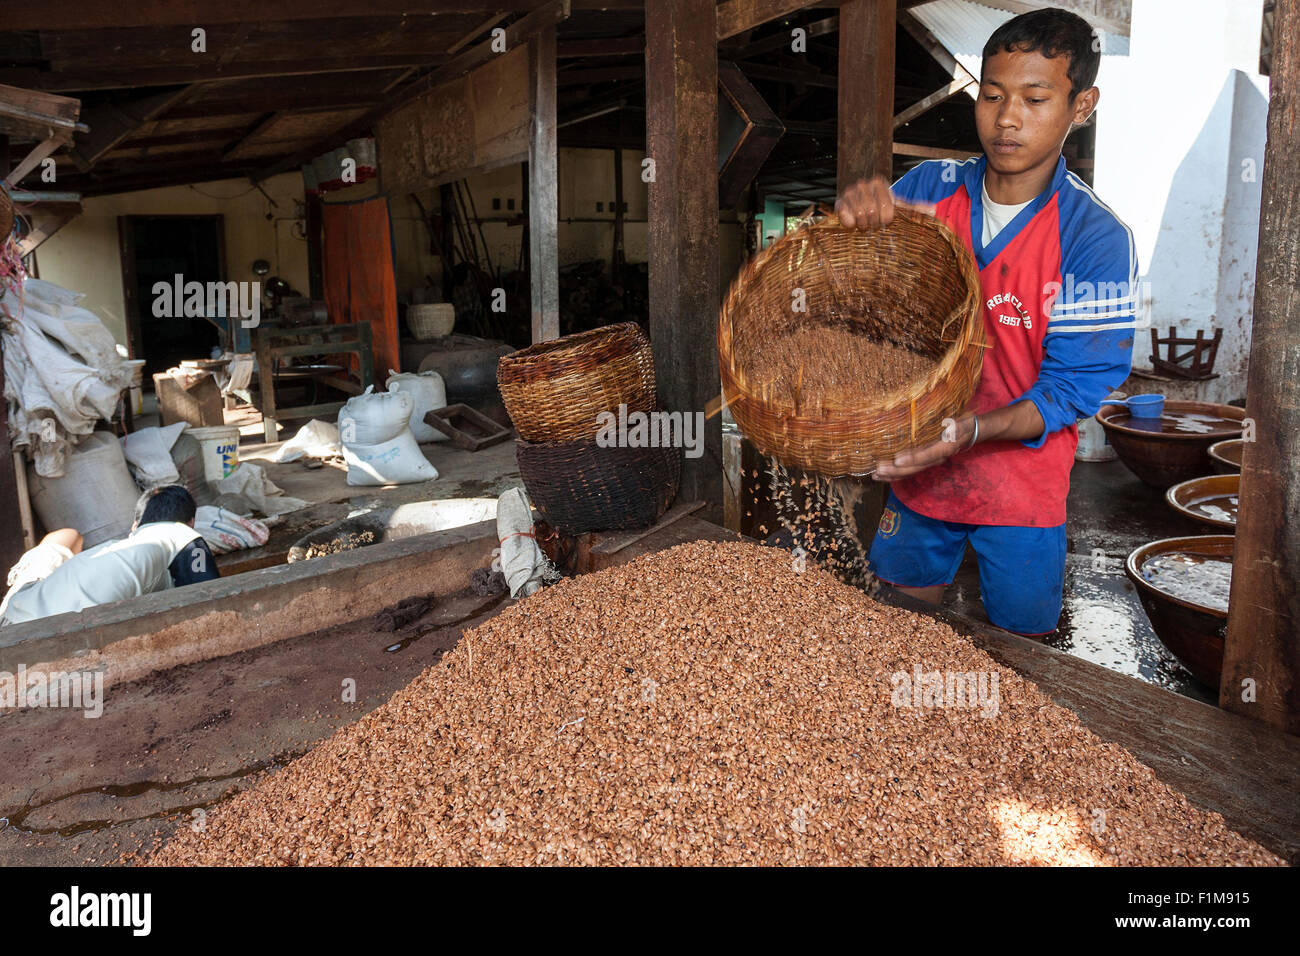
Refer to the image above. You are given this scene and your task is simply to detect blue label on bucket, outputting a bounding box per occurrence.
[218,442,237,475]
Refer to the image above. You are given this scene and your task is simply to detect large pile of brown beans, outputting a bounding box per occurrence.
[148,541,1281,866]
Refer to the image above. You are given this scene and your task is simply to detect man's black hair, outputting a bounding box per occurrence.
[134,484,197,527]
[982,8,1101,100]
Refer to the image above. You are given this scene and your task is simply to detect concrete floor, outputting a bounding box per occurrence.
[130,392,524,570]
[937,458,1218,704]
[225,433,523,567]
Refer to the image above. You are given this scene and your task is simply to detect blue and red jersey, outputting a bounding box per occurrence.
[888,155,1138,527]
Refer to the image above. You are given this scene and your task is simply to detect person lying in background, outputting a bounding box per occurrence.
[0,485,221,626]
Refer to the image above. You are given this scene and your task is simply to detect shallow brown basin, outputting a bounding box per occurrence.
[1125,535,1233,688]
[1208,438,1243,474]
[1097,401,1244,488]
[1166,474,1239,531]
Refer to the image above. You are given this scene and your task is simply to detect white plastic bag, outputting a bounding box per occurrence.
[121,422,188,488]
[342,431,438,486]
[272,419,341,462]
[386,369,449,443]
[194,505,270,554]
[214,462,309,516]
[2,277,132,478]
[496,487,553,598]
[337,385,412,446]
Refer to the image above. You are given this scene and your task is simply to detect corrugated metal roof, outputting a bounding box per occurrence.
[911,0,1130,89]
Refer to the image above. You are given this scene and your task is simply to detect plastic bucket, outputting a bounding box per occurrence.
[125,359,146,416]
[187,425,240,481]
[1077,391,1124,462]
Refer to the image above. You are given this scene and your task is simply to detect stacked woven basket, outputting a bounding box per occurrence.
[719,206,986,477]
[498,322,680,534]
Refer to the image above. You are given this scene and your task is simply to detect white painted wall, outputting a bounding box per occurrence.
[1093,0,1267,403]
[33,173,310,349]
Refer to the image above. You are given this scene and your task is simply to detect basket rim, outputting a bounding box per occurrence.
[717,207,985,422]
[499,321,646,369]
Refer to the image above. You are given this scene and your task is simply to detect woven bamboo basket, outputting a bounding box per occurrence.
[718,206,986,476]
[408,303,455,341]
[516,439,681,534]
[497,322,657,443]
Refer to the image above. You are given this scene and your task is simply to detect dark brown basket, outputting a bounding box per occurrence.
[516,438,681,534]
[718,206,986,476]
[497,322,657,443]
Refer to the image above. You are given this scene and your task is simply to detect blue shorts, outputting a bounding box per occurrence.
[867,489,1066,636]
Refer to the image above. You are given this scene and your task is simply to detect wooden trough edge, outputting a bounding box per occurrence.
[0,519,500,691]
[879,587,1300,865]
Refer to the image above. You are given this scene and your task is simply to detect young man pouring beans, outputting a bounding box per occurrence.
[835,8,1137,636]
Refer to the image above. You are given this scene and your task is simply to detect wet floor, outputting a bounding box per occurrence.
[941,458,1220,704]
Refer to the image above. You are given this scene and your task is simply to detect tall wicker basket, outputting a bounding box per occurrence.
[497,322,657,442]
[718,206,986,476]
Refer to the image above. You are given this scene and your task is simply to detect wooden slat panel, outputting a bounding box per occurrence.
[645,0,722,514]
[375,44,531,194]
[529,25,560,343]
[1222,0,1300,734]
[837,0,896,187]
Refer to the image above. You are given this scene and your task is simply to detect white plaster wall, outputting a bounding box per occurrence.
[1093,0,1266,403]
[33,172,309,349]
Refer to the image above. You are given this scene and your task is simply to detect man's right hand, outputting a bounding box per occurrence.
[834,176,934,229]
[834,176,897,229]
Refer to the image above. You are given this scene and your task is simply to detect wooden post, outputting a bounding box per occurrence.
[0,345,26,575]
[1221,0,1300,734]
[838,0,897,185]
[646,0,722,517]
[832,0,897,547]
[305,191,324,302]
[612,146,625,284]
[528,25,560,344]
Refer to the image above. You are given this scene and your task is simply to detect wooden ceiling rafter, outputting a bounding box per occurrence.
[251,0,573,182]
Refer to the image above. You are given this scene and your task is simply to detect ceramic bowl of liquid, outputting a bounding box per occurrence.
[1207,438,1244,474]
[1125,535,1234,688]
[1166,474,1239,531]
[1097,400,1244,487]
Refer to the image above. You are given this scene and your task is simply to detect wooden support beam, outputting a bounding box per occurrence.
[716,0,820,42]
[1221,0,1300,735]
[738,61,837,89]
[4,1,635,31]
[558,37,645,57]
[447,12,511,55]
[1,56,449,93]
[6,137,64,187]
[0,352,24,582]
[893,75,976,129]
[253,0,571,182]
[220,111,285,162]
[892,142,979,161]
[730,14,837,59]
[899,8,981,102]
[15,203,82,256]
[528,26,560,345]
[838,0,896,188]
[646,0,722,517]
[72,87,197,169]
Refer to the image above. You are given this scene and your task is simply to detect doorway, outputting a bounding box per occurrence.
[118,215,225,380]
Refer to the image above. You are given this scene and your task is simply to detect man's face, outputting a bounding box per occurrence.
[976,47,1097,176]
